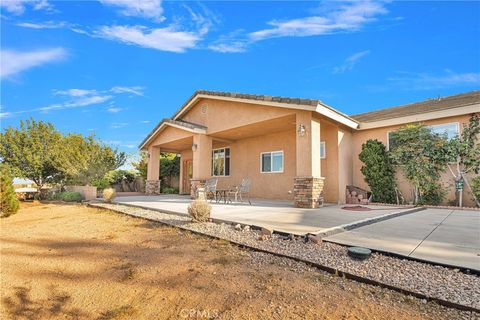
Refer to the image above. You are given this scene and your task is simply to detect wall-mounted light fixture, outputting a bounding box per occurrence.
[192,143,198,152]
[297,124,306,137]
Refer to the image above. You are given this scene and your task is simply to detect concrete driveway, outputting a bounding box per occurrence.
[326,208,480,271]
[113,195,411,235]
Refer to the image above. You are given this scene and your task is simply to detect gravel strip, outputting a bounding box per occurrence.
[91,202,480,311]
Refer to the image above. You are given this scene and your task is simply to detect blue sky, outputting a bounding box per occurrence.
[1,0,479,159]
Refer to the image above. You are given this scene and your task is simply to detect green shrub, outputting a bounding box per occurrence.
[188,200,211,222]
[103,188,116,203]
[471,176,480,206]
[162,187,179,194]
[92,177,110,190]
[359,139,397,203]
[53,191,82,202]
[104,170,137,185]
[0,164,20,217]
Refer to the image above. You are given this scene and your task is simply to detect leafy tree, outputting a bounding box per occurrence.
[0,164,20,217]
[0,118,64,189]
[104,169,138,185]
[0,118,126,190]
[60,134,126,186]
[443,114,480,207]
[132,151,148,180]
[389,123,448,205]
[359,139,397,203]
[160,152,180,178]
[132,151,179,183]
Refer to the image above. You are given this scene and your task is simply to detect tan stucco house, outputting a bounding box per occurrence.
[140,90,479,208]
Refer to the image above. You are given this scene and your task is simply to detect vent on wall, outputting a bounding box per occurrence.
[201,105,208,114]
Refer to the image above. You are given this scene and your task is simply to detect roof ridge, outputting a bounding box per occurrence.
[351,90,480,118]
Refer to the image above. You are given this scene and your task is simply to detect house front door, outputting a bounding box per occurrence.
[182,160,193,194]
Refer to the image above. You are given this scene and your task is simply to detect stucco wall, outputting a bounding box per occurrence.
[181,98,296,134]
[209,129,296,200]
[352,114,477,207]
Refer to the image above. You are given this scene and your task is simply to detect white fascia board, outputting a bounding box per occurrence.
[357,104,479,130]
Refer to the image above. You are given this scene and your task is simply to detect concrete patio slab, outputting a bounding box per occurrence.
[326,209,480,271]
[113,195,412,235]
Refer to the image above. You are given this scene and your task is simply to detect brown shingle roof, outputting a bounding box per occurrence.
[351,90,480,123]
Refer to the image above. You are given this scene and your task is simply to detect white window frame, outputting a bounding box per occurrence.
[212,147,230,177]
[429,122,460,139]
[386,131,393,151]
[260,150,284,173]
[386,122,460,150]
[320,141,326,159]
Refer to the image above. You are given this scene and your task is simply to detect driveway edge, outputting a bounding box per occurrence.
[314,207,426,237]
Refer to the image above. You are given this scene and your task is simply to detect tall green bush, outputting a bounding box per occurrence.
[359,139,397,203]
[472,176,480,207]
[0,164,20,217]
[389,124,448,205]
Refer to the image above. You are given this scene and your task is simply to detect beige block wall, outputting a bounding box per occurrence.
[351,114,476,207]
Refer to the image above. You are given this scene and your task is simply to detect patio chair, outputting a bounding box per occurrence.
[229,178,251,205]
[204,178,218,202]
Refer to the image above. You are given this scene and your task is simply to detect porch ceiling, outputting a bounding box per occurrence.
[209,114,296,141]
[156,136,193,152]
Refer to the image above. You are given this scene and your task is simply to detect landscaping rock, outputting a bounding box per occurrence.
[243,225,250,232]
[307,234,322,245]
[260,227,273,236]
[234,224,242,230]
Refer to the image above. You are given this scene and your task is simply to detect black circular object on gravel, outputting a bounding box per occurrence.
[348,247,372,260]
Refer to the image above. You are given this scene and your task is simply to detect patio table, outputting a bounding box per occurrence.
[215,188,235,204]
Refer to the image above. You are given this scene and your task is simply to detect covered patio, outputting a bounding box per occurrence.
[113,194,411,235]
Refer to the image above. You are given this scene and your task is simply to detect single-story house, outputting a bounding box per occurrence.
[139,90,479,208]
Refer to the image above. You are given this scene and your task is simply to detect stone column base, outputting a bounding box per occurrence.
[190,179,206,199]
[294,176,325,208]
[146,180,161,195]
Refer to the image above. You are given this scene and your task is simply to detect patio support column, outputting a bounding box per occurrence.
[146,146,161,194]
[294,111,324,208]
[191,134,212,198]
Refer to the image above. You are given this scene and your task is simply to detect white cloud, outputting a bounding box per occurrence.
[111,122,128,129]
[249,1,388,41]
[16,21,68,29]
[96,25,201,53]
[208,41,248,53]
[106,106,122,113]
[140,120,150,124]
[388,70,480,90]
[54,89,98,97]
[111,86,144,96]
[99,0,164,22]
[39,95,113,112]
[333,50,370,74]
[0,0,53,15]
[0,47,67,79]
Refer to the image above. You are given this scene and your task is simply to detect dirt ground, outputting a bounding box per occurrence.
[0,202,475,320]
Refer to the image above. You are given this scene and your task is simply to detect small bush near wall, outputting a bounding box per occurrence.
[188,200,211,222]
[103,188,116,203]
[52,192,82,202]
[472,176,480,207]
[162,187,179,194]
[0,164,20,217]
